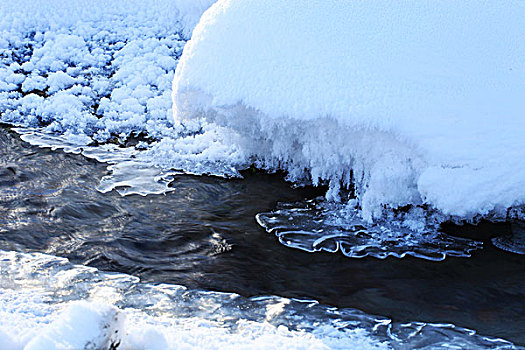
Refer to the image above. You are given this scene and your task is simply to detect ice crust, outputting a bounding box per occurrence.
[172,0,525,222]
[0,0,215,142]
[256,199,483,261]
[0,250,518,350]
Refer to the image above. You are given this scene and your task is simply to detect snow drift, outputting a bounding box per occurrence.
[172,0,525,222]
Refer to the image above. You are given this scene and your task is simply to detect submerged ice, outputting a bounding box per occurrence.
[0,250,519,349]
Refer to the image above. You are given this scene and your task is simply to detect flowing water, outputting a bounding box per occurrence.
[1,125,524,346]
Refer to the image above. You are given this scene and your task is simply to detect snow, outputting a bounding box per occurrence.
[1,0,523,248]
[172,0,525,222]
[0,0,216,141]
[0,251,388,349]
[1,0,521,346]
[24,301,122,350]
[0,250,516,349]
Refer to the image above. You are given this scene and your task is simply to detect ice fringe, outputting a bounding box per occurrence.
[0,250,519,350]
[256,198,483,261]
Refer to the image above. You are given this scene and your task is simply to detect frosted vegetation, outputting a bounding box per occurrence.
[0,250,518,350]
[1,0,524,259]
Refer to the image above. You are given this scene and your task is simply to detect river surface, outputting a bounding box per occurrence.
[1,125,524,345]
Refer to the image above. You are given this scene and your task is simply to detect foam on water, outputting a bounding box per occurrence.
[0,250,519,349]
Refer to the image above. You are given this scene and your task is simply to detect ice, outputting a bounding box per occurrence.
[0,0,233,201]
[172,0,525,223]
[97,161,180,196]
[0,250,518,349]
[13,128,181,197]
[256,199,483,261]
[0,0,216,142]
[492,207,525,255]
[2,0,524,258]
[12,126,239,197]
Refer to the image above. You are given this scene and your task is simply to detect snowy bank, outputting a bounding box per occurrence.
[1,0,523,256]
[0,250,517,349]
[172,0,525,222]
[0,0,215,142]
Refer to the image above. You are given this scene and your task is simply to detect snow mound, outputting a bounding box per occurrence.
[24,301,121,350]
[0,0,216,143]
[172,0,525,222]
[0,250,517,349]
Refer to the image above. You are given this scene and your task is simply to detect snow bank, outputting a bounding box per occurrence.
[0,250,515,349]
[0,295,385,350]
[172,0,525,221]
[2,0,523,232]
[0,0,215,142]
[0,250,387,349]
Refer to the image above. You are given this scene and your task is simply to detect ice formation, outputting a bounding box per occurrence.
[256,199,483,261]
[0,0,249,193]
[0,250,518,349]
[172,0,525,222]
[0,0,216,142]
[4,0,522,224]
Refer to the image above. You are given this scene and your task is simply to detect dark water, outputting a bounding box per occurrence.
[1,125,524,345]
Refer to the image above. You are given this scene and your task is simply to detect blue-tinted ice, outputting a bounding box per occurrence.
[492,207,525,255]
[256,199,483,261]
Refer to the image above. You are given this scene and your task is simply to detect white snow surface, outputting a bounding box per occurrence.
[1,0,524,224]
[0,250,389,350]
[0,250,516,350]
[0,0,215,141]
[172,0,525,221]
[0,0,246,196]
